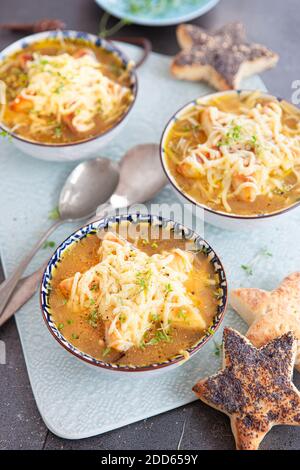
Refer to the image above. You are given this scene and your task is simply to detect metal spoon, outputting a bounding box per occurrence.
[0,158,120,318]
[91,142,167,218]
[0,143,167,326]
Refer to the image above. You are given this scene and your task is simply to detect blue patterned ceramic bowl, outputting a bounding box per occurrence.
[40,213,227,375]
[0,30,137,162]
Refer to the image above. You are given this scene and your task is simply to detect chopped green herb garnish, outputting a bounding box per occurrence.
[136,269,152,293]
[0,130,12,141]
[165,283,173,295]
[42,240,56,249]
[241,264,253,276]
[147,329,172,345]
[71,333,79,340]
[119,313,127,323]
[151,242,158,249]
[90,283,99,292]
[103,347,111,357]
[213,341,222,357]
[54,126,62,138]
[177,309,187,320]
[58,323,64,330]
[88,309,99,328]
[207,326,215,336]
[150,313,160,322]
[48,206,60,220]
[67,319,73,325]
[260,248,272,257]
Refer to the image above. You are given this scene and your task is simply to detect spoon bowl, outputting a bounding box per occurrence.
[59,158,119,220]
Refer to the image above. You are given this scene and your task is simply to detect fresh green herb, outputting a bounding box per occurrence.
[58,323,64,330]
[150,313,160,322]
[67,319,73,325]
[119,313,127,323]
[99,12,131,38]
[0,130,12,141]
[90,283,99,292]
[141,239,149,245]
[71,333,79,340]
[54,84,64,94]
[136,269,152,293]
[241,264,253,276]
[207,326,215,336]
[88,309,99,328]
[177,309,187,320]
[260,248,272,257]
[165,283,173,295]
[89,298,96,305]
[42,240,56,249]
[251,135,258,145]
[217,123,243,147]
[213,341,222,357]
[54,126,62,138]
[48,206,60,220]
[241,247,272,276]
[151,242,158,249]
[103,347,111,357]
[147,328,172,346]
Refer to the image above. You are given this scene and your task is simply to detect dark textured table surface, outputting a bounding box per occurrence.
[0,0,299,451]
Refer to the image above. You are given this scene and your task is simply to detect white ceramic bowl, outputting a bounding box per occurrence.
[0,30,137,162]
[160,90,300,231]
[40,213,227,376]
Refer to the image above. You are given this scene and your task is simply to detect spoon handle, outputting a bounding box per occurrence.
[0,204,115,326]
[0,219,63,318]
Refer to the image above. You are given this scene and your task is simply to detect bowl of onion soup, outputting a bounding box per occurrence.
[0,30,137,161]
[40,214,227,375]
[160,90,300,230]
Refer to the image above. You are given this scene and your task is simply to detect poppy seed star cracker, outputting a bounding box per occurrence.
[171,22,279,90]
[193,328,300,450]
[230,272,300,371]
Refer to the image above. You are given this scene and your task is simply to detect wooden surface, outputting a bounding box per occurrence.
[0,0,299,450]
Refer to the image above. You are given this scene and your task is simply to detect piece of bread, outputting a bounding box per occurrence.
[193,328,300,450]
[229,288,270,325]
[171,23,279,91]
[230,272,300,371]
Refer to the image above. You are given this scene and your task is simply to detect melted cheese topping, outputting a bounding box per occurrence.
[175,101,300,212]
[67,234,206,352]
[18,52,132,133]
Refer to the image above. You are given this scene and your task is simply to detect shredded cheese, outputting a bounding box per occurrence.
[67,234,206,352]
[17,52,132,134]
[175,100,300,212]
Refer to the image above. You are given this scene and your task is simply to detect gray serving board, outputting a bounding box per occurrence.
[1,43,300,439]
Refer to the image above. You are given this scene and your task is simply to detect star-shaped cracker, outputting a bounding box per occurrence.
[230,272,300,372]
[171,22,279,90]
[193,328,300,450]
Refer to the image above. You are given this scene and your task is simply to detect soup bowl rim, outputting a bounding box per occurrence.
[160,89,300,221]
[0,29,138,148]
[40,213,228,373]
